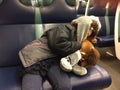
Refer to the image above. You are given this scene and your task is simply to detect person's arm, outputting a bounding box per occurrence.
[46,25,81,57]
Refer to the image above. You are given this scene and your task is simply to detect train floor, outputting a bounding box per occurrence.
[97,46,120,90]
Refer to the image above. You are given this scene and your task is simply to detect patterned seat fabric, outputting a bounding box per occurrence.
[0,0,111,90]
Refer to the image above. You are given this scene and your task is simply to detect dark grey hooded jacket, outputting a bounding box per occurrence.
[19,16,101,68]
[19,24,81,67]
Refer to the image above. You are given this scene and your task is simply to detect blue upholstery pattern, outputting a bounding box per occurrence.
[0,66,21,90]
[95,17,115,47]
[0,25,35,66]
[0,65,111,90]
[0,0,76,24]
[0,0,111,90]
[0,24,112,90]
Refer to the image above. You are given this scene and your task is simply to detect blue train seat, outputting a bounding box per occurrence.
[0,0,111,90]
[88,0,118,47]
[77,0,118,47]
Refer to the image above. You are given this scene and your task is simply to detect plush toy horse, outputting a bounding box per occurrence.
[60,39,100,76]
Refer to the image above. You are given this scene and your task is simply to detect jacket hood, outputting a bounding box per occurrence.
[72,16,101,43]
[72,16,92,43]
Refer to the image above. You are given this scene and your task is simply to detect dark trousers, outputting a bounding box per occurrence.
[22,64,72,90]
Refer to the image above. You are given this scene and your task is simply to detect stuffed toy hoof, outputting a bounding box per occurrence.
[60,50,82,72]
[72,64,87,76]
[60,56,72,72]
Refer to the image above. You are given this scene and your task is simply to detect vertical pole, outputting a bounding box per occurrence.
[114,1,120,60]
[85,0,91,16]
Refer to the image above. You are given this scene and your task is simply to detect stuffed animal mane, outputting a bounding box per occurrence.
[79,39,100,67]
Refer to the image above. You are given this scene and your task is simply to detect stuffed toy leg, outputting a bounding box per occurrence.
[60,50,87,76]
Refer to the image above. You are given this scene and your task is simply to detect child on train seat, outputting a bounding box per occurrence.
[19,16,101,90]
[60,16,101,75]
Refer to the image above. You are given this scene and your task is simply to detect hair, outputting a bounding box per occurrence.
[71,20,77,29]
[87,20,99,42]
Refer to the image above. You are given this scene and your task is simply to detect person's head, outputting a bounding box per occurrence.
[79,39,100,67]
[71,16,101,43]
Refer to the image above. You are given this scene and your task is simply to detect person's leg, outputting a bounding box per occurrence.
[22,74,43,90]
[47,65,72,90]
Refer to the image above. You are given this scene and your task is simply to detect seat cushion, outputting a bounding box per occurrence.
[71,65,111,90]
[0,66,21,90]
[95,35,114,47]
[0,65,111,90]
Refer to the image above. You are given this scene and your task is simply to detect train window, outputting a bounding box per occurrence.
[42,0,53,6]
[76,0,94,11]
[65,0,76,6]
[0,0,3,5]
[19,0,31,6]
[19,0,53,6]
[80,0,87,8]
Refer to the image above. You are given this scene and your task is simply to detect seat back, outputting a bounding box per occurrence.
[0,0,76,67]
[77,0,118,47]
